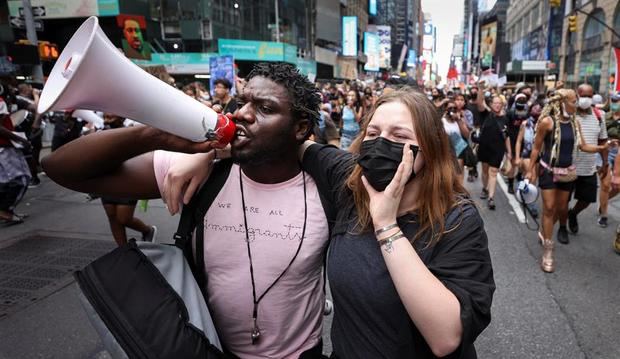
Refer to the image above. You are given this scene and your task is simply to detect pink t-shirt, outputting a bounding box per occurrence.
[154,151,329,358]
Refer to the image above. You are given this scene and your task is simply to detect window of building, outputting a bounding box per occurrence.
[582,8,606,51]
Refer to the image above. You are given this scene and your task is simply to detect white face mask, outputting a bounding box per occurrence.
[578,97,592,110]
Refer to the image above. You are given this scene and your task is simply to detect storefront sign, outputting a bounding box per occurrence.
[219,39,285,62]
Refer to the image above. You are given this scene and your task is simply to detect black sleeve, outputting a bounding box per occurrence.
[302,143,354,204]
[426,203,495,356]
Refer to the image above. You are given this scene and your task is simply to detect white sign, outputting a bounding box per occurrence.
[369,25,391,69]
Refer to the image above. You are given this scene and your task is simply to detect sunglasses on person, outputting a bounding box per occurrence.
[446,107,457,112]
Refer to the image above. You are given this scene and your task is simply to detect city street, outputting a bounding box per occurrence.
[0,159,619,358]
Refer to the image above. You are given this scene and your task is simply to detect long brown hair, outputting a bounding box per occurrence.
[345,87,470,245]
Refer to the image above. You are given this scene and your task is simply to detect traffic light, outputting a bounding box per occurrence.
[38,41,59,61]
[549,0,561,8]
[568,15,578,32]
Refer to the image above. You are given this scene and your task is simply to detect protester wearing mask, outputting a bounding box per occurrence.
[505,94,530,193]
[466,86,482,181]
[598,93,620,228]
[515,103,543,218]
[476,81,511,210]
[340,90,363,150]
[432,87,449,112]
[566,84,608,240]
[442,100,471,173]
[526,89,606,273]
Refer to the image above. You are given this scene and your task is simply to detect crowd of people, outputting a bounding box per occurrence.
[2,61,620,357]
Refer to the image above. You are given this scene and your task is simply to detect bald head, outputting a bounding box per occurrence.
[577,84,593,97]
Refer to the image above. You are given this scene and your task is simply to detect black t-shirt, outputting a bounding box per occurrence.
[506,109,527,140]
[466,103,481,128]
[479,109,508,150]
[220,98,238,114]
[302,144,495,359]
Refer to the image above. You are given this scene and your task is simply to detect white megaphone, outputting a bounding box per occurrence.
[72,109,104,129]
[38,16,235,146]
[516,179,539,205]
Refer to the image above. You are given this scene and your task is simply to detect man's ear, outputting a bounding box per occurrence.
[295,116,311,142]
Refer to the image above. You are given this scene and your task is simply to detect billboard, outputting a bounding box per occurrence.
[209,55,236,97]
[316,0,341,43]
[8,0,119,19]
[407,49,417,68]
[480,21,497,67]
[364,32,380,71]
[369,0,377,16]
[342,16,358,57]
[369,25,391,69]
[117,15,151,60]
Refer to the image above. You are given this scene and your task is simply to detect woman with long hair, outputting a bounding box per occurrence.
[526,89,605,273]
[475,82,511,210]
[442,99,471,173]
[297,88,494,357]
[339,89,364,150]
[163,88,495,357]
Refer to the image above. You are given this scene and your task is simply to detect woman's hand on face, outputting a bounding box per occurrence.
[362,145,414,229]
[162,152,215,215]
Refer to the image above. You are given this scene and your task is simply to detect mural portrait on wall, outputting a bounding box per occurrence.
[117,14,151,60]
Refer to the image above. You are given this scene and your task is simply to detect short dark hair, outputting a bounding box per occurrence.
[214,78,232,90]
[247,62,320,137]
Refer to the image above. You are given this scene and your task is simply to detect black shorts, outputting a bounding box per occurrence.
[477,144,504,168]
[537,167,575,192]
[571,174,598,203]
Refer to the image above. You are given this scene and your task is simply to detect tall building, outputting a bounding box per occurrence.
[373,0,422,71]
[461,0,479,84]
[559,0,620,94]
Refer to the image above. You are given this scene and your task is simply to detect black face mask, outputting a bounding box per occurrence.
[357,137,420,191]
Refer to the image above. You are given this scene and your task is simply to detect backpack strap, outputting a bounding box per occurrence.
[593,107,602,122]
[174,158,234,292]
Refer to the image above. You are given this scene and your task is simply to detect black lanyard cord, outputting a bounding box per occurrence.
[238,166,307,344]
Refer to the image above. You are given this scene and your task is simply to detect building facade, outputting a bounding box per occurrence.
[559,0,620,94]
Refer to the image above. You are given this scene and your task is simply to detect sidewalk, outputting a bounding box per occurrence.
[0,174,179,359]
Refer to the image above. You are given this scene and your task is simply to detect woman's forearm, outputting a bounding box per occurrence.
[381,235,462,357]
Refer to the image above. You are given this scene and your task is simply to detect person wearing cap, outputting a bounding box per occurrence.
[599,93,620,230]
[566,84,608,242]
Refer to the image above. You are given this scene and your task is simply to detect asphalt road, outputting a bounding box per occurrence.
[0,170,619,358]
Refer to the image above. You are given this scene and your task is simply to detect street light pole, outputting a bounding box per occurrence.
[274,0,280,42]
[21,0,44,83]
